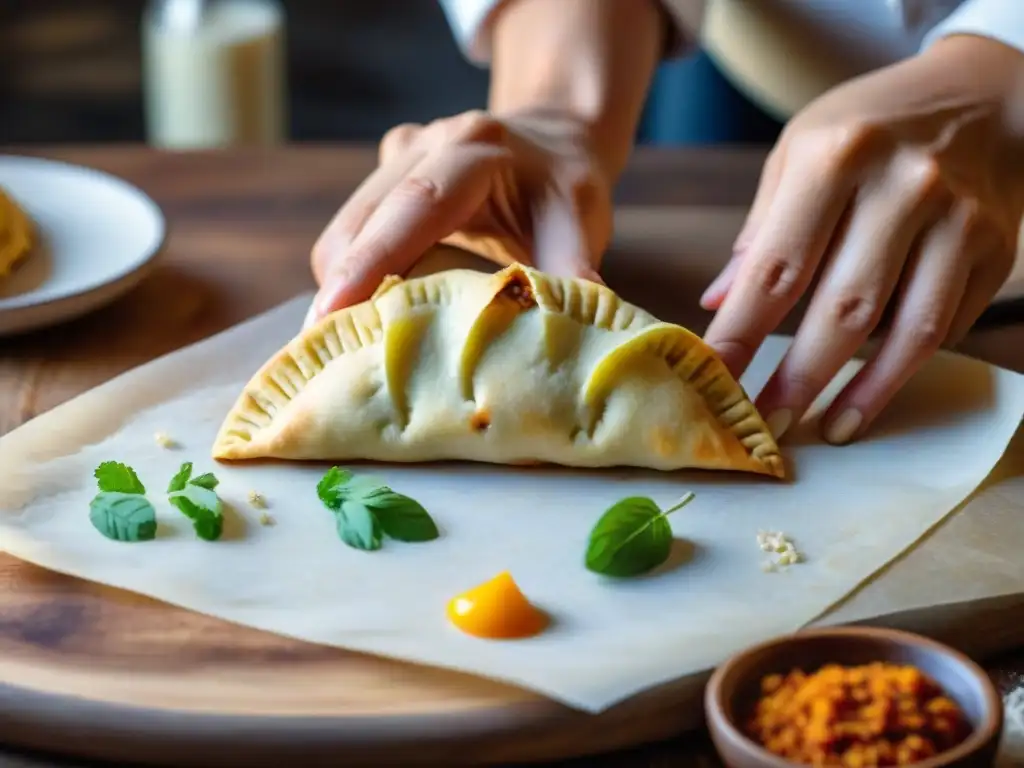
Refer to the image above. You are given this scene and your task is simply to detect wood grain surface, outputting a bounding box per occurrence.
[1,145,1024,768]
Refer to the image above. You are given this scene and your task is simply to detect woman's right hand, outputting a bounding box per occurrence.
[308,109,614,323]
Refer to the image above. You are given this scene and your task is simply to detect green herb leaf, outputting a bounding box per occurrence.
[94,461,146,495]
[89,492,157,542]
[584,492,695,578]
[361,487,439,542]
[315,466,439,548]
[336,501,382,551]
[167,462,193,493]
[316,466,354,511]
[168,484,223,541]
[189,472,219,490]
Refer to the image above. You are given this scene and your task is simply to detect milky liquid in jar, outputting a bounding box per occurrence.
[142,0,287,149]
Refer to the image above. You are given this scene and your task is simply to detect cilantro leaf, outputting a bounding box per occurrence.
[89,492,157,542]
[316,466,354,511]
[167,462,192,493]
[94,462,146,495]
[168,484,223,541]
[335,501,382,551]
[361,487,439,542]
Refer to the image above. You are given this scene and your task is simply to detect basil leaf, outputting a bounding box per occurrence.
[362,489,439,542]
[168,485,223,541]
[189,473,219,490]
[316,466,354,511]
[336,501,382,551]
[94,462,146,495]
[167,462,192,493]
[585,493,695,578]
[89,492,157,542]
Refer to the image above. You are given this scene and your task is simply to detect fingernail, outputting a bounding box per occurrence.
[315,280,342,316]
[302,302,318,329]
[825,408,862,445]
[765,408,793,440]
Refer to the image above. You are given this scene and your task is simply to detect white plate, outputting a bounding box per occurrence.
[0,155,166,338]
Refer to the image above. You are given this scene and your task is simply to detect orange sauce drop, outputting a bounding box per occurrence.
[446,571,548,639]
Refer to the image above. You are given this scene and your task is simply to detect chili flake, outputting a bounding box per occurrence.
[745,662,971,766]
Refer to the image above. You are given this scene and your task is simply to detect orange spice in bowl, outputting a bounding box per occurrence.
[705,627,1003,768]
[745,662,971,766]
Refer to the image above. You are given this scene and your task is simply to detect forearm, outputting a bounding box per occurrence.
[488,0,667,180]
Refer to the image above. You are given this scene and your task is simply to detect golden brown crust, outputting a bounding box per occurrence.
[0,185,34,279]
[212,263,784,479]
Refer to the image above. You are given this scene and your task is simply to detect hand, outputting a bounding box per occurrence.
[309,110,612,322]
[700,35,1024,445]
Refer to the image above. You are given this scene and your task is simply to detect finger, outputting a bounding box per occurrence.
[946,217,1014,345]
[699,252,742,310]
[378,122,422,164]
[701,142,857,379]
[313,142,514,316]
[820,210,974,445]
[735,143,786,253]
[701,145,786,310]
[755,156,946,439]
[311,146,426,285]
[312,115,505,288]
[533,173,611,283]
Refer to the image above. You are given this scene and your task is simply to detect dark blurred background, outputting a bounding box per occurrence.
[0,0,784,147]
[0,1,486,144]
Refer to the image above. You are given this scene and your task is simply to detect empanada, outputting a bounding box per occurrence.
[212,264,784,478]
[0,185,33,280]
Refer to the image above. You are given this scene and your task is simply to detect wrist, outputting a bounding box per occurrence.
[917,34,1024,118]
[488,0,665,181]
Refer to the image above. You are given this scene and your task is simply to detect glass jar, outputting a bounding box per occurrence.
[142,0,288,149]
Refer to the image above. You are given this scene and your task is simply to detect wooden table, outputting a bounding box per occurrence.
[1,145,1023,767]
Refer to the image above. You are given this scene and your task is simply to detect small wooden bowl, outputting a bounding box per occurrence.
[704,626,1003,767]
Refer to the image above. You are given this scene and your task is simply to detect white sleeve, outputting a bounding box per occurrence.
[437,0,504,63]
[920,0,1024,54]
[436,0,695,64]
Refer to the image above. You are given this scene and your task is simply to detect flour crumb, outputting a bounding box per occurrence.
[756,530,803,572]
[258,512,274,526]
[247,490,267,509]
[154,432,177,449]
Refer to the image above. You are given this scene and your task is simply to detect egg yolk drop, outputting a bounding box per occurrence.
[447,571,548,639]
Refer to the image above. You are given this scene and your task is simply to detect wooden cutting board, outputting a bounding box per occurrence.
[1,209,1023,768]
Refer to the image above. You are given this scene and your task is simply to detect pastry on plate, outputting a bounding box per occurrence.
[212,264,784,478]
[0,185,33,280]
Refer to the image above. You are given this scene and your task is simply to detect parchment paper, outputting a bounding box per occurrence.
[1,292,1023,714]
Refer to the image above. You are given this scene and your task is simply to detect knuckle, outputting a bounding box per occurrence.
[379,123,420,161]
[905,155,945,203]
[392,175,444,207]
[826,292,883,335]
[901,312,947,354]
[798,122,881,177]
[780,370,823,404]
[957,197,993,242]
[749,253,806,300]
[452,110,505,144]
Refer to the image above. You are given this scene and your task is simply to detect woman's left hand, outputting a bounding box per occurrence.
[700,34,1024,446]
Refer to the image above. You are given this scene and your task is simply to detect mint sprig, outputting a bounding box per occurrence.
[167,462,224,541]
[317,466,438,550]
[89,462,156,542]
[584,492,695,577]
